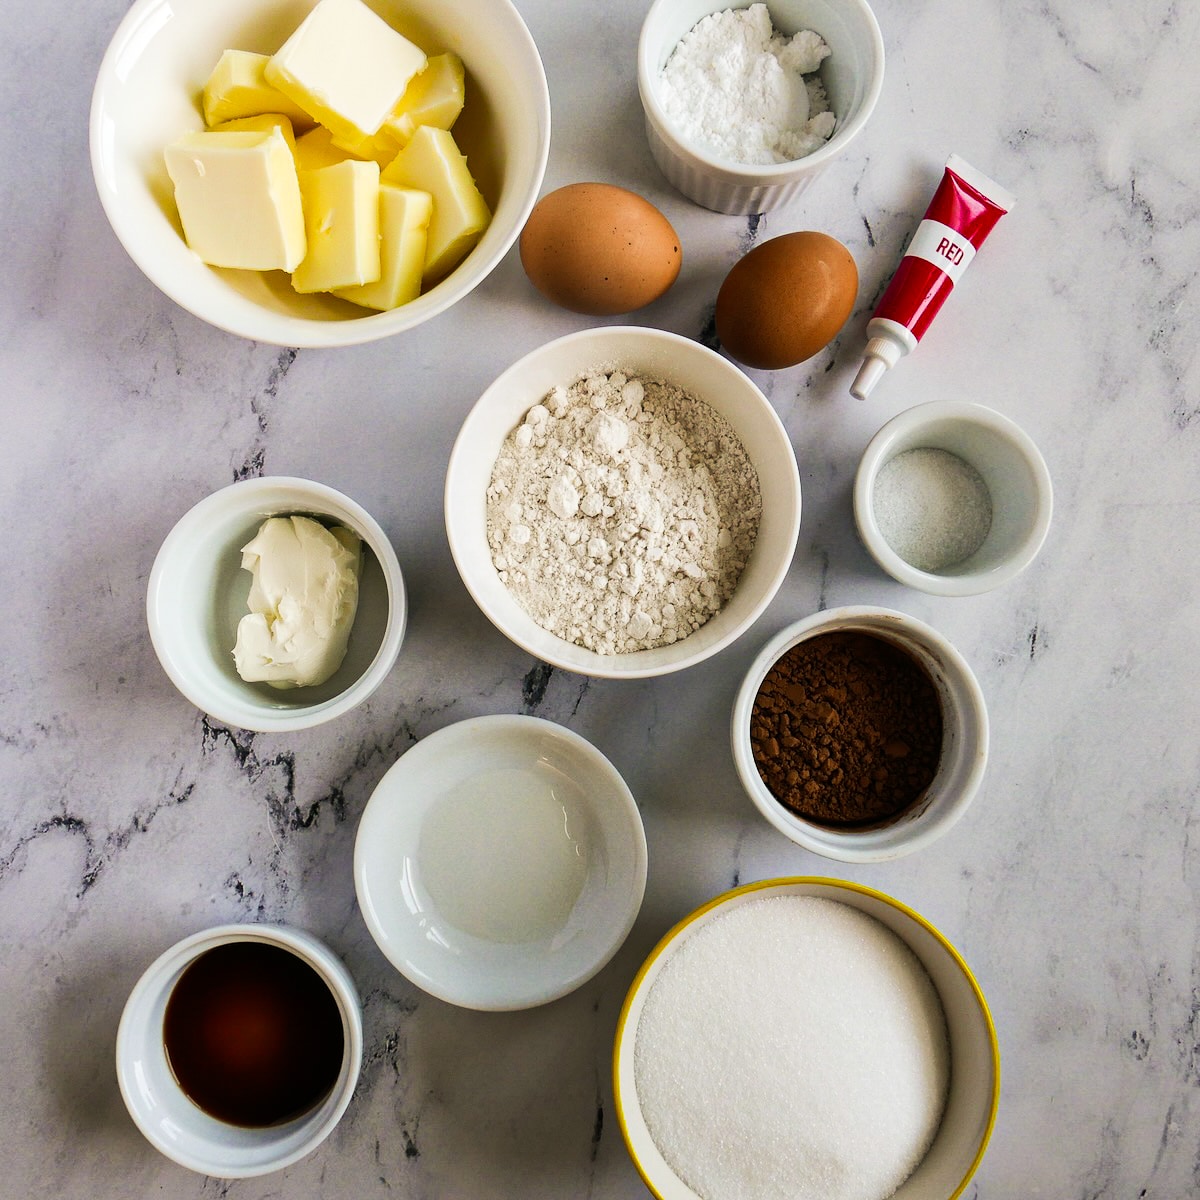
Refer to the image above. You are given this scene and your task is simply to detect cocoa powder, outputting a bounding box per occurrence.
[750,630,942,828]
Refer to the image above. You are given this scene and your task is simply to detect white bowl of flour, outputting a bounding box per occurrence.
[445,326,802,678]
[614,877,1000,1200]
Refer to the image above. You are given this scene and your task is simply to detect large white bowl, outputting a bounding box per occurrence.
[731,606,988,861]
[354,714,648,1010]
[90,0,550,346]
[614,878,999,1200]
[147,476,406,732]
[444,327,802,679]
[638,0,885,214]
[116,923,363,1178]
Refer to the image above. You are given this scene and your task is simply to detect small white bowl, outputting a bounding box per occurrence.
[444,326,802,679]
[854,401,1053,596]
[614,877,1000,1200]
[116,923,363,1178]
[731,606,988,861]
[354,714,648,1011]
[89,0,550,347]
[638,0,885,214]
[147,476,406,732]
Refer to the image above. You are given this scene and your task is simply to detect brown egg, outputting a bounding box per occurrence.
[715,232,858,370]
[519,183,682,315]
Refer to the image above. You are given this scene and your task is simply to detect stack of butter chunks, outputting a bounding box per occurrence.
[164,0,492,311]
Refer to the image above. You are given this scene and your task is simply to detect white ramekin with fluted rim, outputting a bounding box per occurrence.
[637,0,885,214]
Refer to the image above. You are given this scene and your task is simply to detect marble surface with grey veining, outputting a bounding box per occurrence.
[3,0,1199,1196]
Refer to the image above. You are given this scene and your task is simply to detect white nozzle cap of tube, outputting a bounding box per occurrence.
[850,334,906,400]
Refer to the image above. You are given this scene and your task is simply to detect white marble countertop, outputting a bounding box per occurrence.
[4,0,1199,1195]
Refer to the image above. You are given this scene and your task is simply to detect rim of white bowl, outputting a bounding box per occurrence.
[146,476,406,732]
[636,0,886,181]
[730,606,989,861]
[88,0,551,347]
[853,401,1054,597]
[443,326,802,679]
[115,923,363,1178]
[353,714,649,1010]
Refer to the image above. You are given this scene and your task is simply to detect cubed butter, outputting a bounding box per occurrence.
[381,126,490,283]
[335,185,433,311]
[292,125,357,172]
[293,159,382,294]
[211,113,298,156]
[294,125,355,172]
[265,0,427,145]
[202,50,313,128]
[329,127,401,169]
[381,53,466,148]
[164,129,306,271]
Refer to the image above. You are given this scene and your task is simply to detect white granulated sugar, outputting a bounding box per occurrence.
[486,370,761,655]
[658,3,834,165]
[873,447,993,572]
[633,895,950,1200]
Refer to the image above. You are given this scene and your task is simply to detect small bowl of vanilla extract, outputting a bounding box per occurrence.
[116,924,362,1178]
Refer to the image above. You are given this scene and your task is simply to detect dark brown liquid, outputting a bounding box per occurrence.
[163,941,344,1128]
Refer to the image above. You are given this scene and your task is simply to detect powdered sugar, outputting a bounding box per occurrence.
[658,4,834,165]
[486,370,761,655]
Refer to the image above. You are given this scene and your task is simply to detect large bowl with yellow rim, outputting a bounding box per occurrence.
[613,877,999,1200]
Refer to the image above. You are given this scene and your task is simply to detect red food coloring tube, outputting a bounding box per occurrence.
[851,155,1016,400]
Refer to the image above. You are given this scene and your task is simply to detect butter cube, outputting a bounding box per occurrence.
[265,0,427,146]
[329,128,401,168]
[294,125,355,172]
[164,129,305,271]
[211,113,298,156]
[202,51,313,128]
[335,185,433,311]
[381,126,491,283]
[381,53,466,148]
[292,160,381,294]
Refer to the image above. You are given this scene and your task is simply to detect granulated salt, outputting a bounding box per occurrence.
[633,895,949,1200]
[873,447,992,572]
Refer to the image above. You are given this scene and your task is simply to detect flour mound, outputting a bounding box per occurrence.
[486,370,761,655]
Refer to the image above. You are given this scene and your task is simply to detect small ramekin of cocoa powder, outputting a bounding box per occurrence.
[731,606,989,862]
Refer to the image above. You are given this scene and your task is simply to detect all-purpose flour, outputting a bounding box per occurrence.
[486,370,761,655]
[659,3,834,165]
